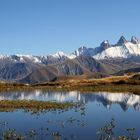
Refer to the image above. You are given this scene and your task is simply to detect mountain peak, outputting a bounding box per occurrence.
[52,51,66,58]
[131,36,139,44]
[78,46,87,50]
[75,46,88,56]
[100,40,111,49]
[117,36,127,45]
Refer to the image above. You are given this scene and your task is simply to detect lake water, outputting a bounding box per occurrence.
[0,90,140,139]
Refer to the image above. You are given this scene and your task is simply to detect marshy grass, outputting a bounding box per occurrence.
[0,100,77,112]
[97,118,139,140]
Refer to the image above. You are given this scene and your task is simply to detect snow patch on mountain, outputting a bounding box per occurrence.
[67,53,77,59]
[93,42,140,59]
[52,51,66,58]
[16,55,42,63]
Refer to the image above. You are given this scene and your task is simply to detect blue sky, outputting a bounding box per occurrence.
[0,0,140,55]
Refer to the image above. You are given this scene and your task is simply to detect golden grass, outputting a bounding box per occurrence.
[0,74,140,93]
[0,100,76,112]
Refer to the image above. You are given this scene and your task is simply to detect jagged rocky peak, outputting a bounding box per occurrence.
[100,40,111,50]
[117,36,127,45]
[75,46,88,56]
[131,36,139,44]
[78,46,87,51]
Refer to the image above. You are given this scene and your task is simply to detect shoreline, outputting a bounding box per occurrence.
[0,83,140,94]
[0,74,140,93]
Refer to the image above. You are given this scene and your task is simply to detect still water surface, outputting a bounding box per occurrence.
[0,90,140,139]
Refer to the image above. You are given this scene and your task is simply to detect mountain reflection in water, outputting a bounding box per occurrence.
[0,90,140,111]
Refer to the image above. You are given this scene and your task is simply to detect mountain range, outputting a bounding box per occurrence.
[1,36,140,84]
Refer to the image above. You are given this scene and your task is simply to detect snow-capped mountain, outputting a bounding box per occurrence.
[73,36,140,59]
[93,36,140,59]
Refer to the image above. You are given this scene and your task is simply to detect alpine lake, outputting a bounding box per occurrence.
[0,90,140,140]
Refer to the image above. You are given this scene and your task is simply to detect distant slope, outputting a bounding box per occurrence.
[18,64,58,84]
[115,67,140,76]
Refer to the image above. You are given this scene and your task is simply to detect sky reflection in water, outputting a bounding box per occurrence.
[0,90,140,139]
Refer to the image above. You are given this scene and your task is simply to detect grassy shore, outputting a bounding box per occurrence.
[0,74,140,93]
[0,83,140,93]
[0,100,77,112]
